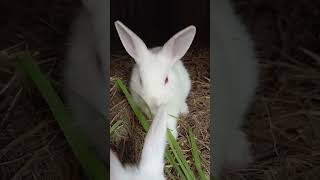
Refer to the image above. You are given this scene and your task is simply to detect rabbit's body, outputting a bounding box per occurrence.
[130,49,191,137]
[64,10,107,163]
[115,21,196,138]
[212,0,259,176]
[110,108,168,180]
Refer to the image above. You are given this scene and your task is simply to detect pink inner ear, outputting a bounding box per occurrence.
[161,26,196,63]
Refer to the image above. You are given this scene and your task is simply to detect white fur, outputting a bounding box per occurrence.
[212,0,259,177]
[110,107,169,180]
[64,10,107,163]
[114,21,195,138]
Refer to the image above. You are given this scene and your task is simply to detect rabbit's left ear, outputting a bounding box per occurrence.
[161,26,196,63]
[114,20,149,63]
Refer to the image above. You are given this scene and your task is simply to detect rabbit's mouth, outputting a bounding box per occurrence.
[144,99,164,119]
[130,89,165,119]
[132,91,154,118]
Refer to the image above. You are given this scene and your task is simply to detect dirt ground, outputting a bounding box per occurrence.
[0,0,319,179]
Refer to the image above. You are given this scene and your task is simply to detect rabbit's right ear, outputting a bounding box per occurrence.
[114,21,148,63]
[161,25,196,65]
[139,107,168,175]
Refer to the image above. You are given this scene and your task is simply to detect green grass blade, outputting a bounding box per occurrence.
[115,79,149,130]
[130,88,154,119]
[165,149,186,180]
[167,132,196,180]
[110,120,123,134]
[16,53,107,180]
[188,128,207,180]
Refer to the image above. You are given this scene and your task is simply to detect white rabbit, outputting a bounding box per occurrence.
[64,9,108,163]
[114,21,196,138]
[110,107,169,180]
[212,0,259,177]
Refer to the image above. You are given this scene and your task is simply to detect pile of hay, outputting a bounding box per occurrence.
[110,47,210,177]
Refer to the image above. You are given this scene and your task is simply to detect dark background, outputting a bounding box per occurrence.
[111,0,210,50]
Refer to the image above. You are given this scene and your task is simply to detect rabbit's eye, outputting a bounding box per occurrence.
[164,76,169,85]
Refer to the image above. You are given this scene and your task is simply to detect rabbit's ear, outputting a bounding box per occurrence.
[110,151,125,179]
[161,25,196,63]
[139,107,168,174]
[114,21,148,63]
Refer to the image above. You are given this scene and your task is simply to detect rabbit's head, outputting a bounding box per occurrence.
[114,21,196,113]
[110,107,169,180]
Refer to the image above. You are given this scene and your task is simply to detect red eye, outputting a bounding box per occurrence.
[165,76,169,84]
